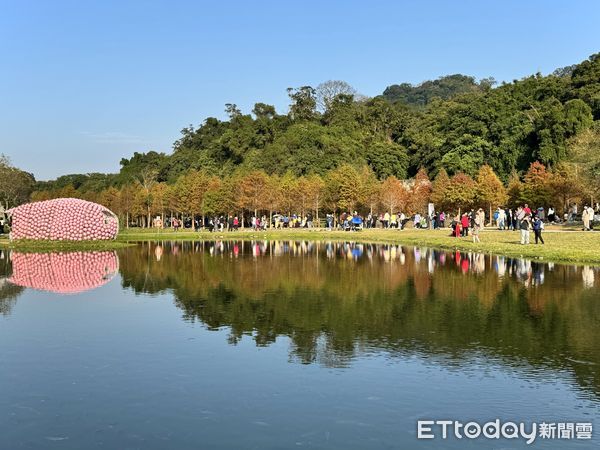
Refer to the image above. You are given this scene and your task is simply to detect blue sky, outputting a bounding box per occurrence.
[1,0,598,180]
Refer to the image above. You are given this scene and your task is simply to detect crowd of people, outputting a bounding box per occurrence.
[144,201,600,247]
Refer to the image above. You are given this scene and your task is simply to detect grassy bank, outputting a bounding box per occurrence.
[2,227,599,264]
[0,236,132,252]
[117,227,600,265]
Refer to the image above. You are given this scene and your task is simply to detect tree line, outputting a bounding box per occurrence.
[29,161,592,227]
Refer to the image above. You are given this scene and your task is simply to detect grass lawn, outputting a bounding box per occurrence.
[0,236,132,252]
[116,226,600,265]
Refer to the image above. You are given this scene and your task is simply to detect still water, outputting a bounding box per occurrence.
[0,241,599,449]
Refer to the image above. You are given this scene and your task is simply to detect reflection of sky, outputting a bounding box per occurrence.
[1,279,598,449]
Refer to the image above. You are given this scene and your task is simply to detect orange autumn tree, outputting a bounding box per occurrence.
[303,174,325,222]
[171,172,194,219]
[476,165,507,223]
[119,184,136,228]
[236,170,271,218]
[379,176,408,216]
[430,168,451,211]
[359,166,381,215]
[279,172,298,216]
[407,168,431,214]
[506,171,523,207]
[548,163,585,214]
[150,182,171,224]
[98,186,121,219]
[202,175,224,217]
[324,164,362,214]
[445,172,477,215]
[294,176,310,218]
[263,174,283,226]
[521,162,552,208]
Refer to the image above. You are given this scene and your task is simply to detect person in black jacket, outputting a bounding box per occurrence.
[532,215,545,244]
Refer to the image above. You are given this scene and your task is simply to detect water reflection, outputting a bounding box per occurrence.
[2,241,599,399]
[115,240,600,398]
[6,251,119,294]
[0,249,22,314]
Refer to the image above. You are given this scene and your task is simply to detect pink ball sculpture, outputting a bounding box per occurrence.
[8,251,119,294]
[7,198,119,241]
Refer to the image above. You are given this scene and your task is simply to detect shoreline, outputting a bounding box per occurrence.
[2,227,599,265]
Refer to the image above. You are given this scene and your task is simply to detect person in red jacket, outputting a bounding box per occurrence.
[460,213,469,237]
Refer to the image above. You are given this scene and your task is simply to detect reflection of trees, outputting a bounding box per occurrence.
[0,250,22,314]
[119,241,600,397]
[0,281,22,315]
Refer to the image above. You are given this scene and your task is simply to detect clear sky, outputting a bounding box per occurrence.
[1,0,598,180]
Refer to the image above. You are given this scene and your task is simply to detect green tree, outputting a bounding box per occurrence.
[0,155,35,209]
[287,86,317,121]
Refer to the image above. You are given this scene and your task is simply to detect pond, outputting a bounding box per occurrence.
[0,241,598,449]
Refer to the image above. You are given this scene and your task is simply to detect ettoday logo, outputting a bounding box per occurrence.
[417,419,593,444]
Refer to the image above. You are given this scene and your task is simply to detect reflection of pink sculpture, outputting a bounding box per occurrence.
[7,198,118,241]
[9,251,119,294]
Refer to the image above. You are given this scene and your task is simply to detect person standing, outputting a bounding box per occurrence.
[520,214,531,245]
[497,208,506,230]
[582,206,590,231]
[532,215,545,244]
[473,209,484,243]
[453,216,461,237]
[461,213,469,237]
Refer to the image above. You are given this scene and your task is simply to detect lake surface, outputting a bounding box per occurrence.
[1,241,599,449]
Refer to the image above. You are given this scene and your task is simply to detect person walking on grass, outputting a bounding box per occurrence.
[520,214,532,245]
[532,215,545,244]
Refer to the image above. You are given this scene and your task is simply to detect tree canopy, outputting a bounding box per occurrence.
[4,52,599,223]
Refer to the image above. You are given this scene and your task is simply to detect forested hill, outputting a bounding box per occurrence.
[36,53,599,193]
[382,74,494,106]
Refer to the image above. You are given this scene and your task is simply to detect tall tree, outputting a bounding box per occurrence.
[287,86,317,121]
[0,155,35,209]
[379,176,408,215]
[136,167,158,227]
[444,173,477,214]
[430,168,451,211]
[521,162,552,208]
[476,165,508,222]
[236,170,270,217]
[407,168,432,214]
[315,80,357,112]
